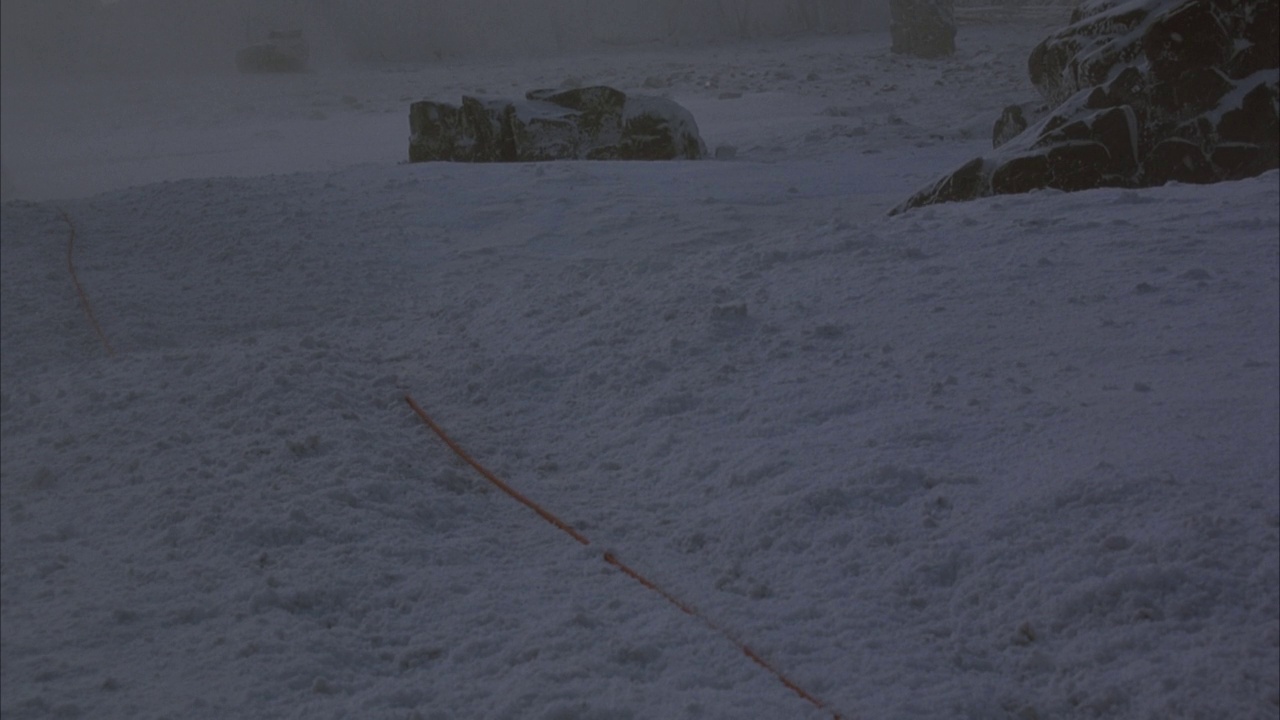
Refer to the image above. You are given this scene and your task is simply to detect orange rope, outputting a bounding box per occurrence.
[62,210,115,356]
[405,394,589,545]
[404,393,844,719]
[601,550,842,717]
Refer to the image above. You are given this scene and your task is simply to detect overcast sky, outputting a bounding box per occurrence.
[1,0,885,77]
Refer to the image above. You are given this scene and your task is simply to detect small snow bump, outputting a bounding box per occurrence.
[1102,535,1132,551]
[112,609,139,624]
[812,324,844,339]
[711,303,747,319]
[1013,621,1037,645]
[287,435,322,457]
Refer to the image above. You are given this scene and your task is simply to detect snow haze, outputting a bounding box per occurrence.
[2,7,1278,720]
[0,0,886,77]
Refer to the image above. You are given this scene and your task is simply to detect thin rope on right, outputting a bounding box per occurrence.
[62,210,115,357]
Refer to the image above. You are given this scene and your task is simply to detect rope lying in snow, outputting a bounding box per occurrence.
[404,394,844,720]
[62,210,115,357]
[406,394,590,545]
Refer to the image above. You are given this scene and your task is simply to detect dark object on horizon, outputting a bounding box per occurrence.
[236,30,309,74]
[889,0,957,58]
[893,0,1279,214]
[408,86,707,163]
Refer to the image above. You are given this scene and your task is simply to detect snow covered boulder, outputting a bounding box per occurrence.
[408,86,706,163]
[889,0,957,58]
[616,95,708,161]
[892,0,1279,214]
[407,96,519,163]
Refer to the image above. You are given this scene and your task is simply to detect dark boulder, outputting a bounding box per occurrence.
[409,86,705,163]
[993,104,1030,148]
[890,0,957,58]
[1141,0,1231,84]
[907,157,991,207]
[1142,137,1216,184]
[1217,76,1280,147]
[1032,105,1139,178]
[989,153,1050,196]
[1226,0,1278,78]
[1211,142,1274,179]
[893,0,1279,214]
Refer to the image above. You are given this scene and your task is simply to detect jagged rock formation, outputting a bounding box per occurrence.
[408,86,706,163]
[893,0,1279,214]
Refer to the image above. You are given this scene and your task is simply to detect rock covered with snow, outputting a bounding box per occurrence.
[889,0,957,58]
[408,86,706,163]
[893,0,1279,213]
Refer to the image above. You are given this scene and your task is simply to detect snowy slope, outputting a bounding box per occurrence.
[2,17,1278,720]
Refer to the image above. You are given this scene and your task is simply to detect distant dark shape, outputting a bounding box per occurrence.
[408,86,706,163]
[889,0,956,58]
[236,30,309,74]
[893,0,1279,214]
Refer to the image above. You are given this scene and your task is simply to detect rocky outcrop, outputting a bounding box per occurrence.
[893,0,1279,214]
[408,86,706,163]
[890,0,957,58]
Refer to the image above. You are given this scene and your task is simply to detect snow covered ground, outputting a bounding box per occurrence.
[2,16,1278,720]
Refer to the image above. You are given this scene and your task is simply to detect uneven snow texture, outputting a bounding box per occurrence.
[2,17,1279,720]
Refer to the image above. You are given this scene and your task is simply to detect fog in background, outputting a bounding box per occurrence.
[1,0,890,78]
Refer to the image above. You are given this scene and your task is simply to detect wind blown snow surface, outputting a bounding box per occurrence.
[2,18,1278,720]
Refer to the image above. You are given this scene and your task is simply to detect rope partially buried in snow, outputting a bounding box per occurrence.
[62,210,115,357]
[404,394,845,720]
